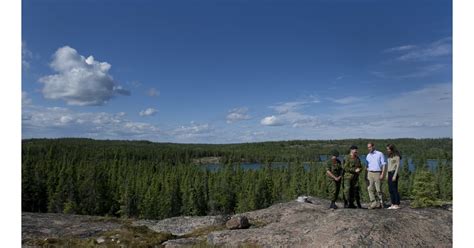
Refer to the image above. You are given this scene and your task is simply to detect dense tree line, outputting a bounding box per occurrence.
[22,138,452,219]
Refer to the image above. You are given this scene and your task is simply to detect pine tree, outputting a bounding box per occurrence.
[398,158,412,199]
[411,169,441,208]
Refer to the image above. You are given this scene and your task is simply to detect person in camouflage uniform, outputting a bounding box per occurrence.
[343,145,363,208]
[326,150,343,209]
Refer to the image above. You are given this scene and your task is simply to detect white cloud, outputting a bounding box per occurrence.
[226,107,251,123]
[386,83,452,116]
[383,45,416,53]
[123,122,160,135]
[147,88,160,97]
[127,81,141,88]
[290,115,323,128]
[172,122,214,139]
[331,96,363,105]
[39,46,130,106]
[271,101,307,114]
[327,83,452,136]
[371,64,446,79]
[22,91,32,105]
[395,37,452,61]
[398,64,446,78]
[22,105,160,139]
[261,116,284,126]
[233,130,267,142]
[261,97,324,127]
[139,108,158,116]
[258,83,451,138]
[22,42,33,70]
[113,85,131,96]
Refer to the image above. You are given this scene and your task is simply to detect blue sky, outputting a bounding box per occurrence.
[21,0,452,143]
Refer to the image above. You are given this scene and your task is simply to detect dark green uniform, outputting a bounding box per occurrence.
[326,158,343,202]
[343,155,362,206]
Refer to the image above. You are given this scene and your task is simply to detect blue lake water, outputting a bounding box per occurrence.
[203,157,448,172]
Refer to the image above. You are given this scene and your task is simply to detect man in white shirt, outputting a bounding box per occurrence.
[365,142,386,209]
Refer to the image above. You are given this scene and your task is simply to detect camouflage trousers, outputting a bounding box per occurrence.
[327,179,341,202]
[343,176,360,204]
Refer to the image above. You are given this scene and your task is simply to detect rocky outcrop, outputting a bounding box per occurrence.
[22,196,452,247]
[133,215,228,236]
[226,216,250,230]
[208,197,452,247]
[22,212,123,241]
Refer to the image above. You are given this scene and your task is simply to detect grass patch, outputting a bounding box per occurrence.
[99,224,176,247]
[182,224,227,238]
[86,215,127,224]
[23,237,97,247]
[23,224,176,247]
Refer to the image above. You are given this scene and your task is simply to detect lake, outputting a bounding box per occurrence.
[203,156,448,172]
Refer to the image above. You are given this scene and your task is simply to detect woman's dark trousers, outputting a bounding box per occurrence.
[388,171,400,205]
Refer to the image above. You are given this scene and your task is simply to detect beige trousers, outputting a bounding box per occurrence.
[367,171,383,203]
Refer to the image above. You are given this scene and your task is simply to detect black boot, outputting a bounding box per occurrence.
[348,202,357,209]
[344,200,348,208]
[333,202,338,209]
[354,190,362,208]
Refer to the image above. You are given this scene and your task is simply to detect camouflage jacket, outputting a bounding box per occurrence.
[343,155,362,179]
[326,158,343,178]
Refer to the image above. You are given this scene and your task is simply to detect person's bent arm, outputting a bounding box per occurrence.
[393,156,400,179]
[344,159,357,174]
[326,170,339,181]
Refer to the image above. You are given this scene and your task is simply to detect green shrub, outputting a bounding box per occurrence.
[411,170,442,208]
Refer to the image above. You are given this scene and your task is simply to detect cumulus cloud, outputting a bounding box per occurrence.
[39,46,130,106]
[139,108,158,116]
[147,88,160,97]
[226,107,251,123]
[261,98,324,127]
[261,116,284,126]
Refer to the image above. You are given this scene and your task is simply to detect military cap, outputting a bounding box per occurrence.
[350,145,358,150]
[330,150,340,157]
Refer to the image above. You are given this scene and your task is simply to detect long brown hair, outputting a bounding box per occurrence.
[386,144,402,159]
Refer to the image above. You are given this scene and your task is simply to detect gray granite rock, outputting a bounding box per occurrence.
[22,196,452,247]
[133,215,228,236]
[226,216,250,230]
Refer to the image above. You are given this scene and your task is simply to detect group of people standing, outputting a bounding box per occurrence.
[325,142,401,210]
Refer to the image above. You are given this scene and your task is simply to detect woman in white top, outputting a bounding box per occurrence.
[386,144,401,209]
